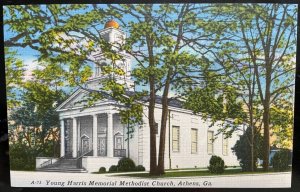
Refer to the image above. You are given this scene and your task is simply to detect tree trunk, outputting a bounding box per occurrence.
[157,66,172,175]
[157,95,169,174]
[145,18,158,175]
[148,97,157,175]
[262,104,270,171]
[262,57,271,171]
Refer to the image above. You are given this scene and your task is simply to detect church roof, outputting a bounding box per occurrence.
[125,91,183,108]
[56,89,184,111]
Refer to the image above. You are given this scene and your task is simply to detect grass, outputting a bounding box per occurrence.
[114,168,291,178]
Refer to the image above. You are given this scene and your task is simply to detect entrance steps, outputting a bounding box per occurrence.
[36,158,87,173]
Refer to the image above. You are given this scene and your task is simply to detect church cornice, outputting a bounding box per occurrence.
[99,27,126,36]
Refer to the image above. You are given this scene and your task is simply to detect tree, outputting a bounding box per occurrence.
[100,4,230,175]
[232,127,264,171]
[9,80,64,155]
[184,4,296,172]
[204,4,296,171]
[8,60,67,163]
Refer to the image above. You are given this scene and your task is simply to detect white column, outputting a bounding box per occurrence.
[93,114,98,156]
[107,113,114,157]
[60,119,65,157]
[72,117,77,158]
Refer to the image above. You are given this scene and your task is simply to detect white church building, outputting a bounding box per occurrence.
[36,20,242,173]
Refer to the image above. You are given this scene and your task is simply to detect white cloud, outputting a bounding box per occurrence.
[21,57,42,81]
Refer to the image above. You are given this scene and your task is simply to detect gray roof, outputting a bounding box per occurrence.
[125,91,183,108]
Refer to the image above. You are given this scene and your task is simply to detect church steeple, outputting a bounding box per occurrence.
[88,19,134,91]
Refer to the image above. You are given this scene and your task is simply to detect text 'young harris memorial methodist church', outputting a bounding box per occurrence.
[36,20,242,173]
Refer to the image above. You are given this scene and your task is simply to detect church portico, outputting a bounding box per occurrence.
[59,112,126,159]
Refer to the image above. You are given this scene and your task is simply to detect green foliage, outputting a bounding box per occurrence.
[9,143,36,170]
[117,158,136,172]
[109,165,119,173]
[9,141,58,171]
[5,47,24,108]
[7,60,65,170]
[98,167,106,173]
[271,149,291,171]
[135,165,146,171]
[270,100,294,149]
[232,127,264,171]
[207,155,225,174]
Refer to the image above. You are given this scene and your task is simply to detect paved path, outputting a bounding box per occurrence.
[10,171,291,188]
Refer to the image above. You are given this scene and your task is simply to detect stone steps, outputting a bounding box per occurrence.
[37,158,87,173]
[36,167,87,173]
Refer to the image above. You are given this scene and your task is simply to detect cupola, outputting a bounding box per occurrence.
[104,20,120,29]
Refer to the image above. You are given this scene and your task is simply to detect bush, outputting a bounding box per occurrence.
[109,165,118,172]
[271,149,291,171]
[98,167,106,173]
[208,155,225,174]
[117,158,136,172]
[9,144,37,171]
[135,165,145,171]
[232,127,264,171]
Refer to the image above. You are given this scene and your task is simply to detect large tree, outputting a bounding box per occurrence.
[207,4,296,171]
[184,3,296,172]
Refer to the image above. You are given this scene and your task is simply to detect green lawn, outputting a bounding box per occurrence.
[114,168,291,178]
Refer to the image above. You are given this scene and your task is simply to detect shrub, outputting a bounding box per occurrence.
[9,144,37,171]
[117,158,136,172]
[98,167,106,173]
[232,127,264,171]
[271,149,291,171]
[208,155,225,174]
[135,165,145,171]
[109,165,118,172]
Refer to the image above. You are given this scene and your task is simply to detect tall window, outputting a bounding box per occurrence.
[223,134,229,156]
[172,126,180,152]
[95,66,100,76]
[207,131,214,154]
[155,123,158,134]
[191,129,198,154]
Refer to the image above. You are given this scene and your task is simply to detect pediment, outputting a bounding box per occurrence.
[56,88,109,111]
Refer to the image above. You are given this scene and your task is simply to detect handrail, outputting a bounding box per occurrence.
[40,159,52,168]
[76,150,93,168]
[77,150,93,159]
[40,151,72,168]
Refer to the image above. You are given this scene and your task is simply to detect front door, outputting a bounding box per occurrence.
[81,138,89,154]
[98,137,107,156]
